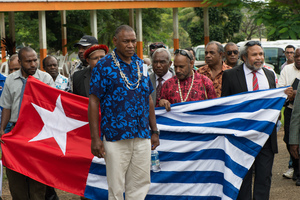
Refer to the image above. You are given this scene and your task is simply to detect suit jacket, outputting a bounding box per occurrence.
[289,84,300,145]
[73,67,91,97]
[221,64,278,153]
[150,70,175,106]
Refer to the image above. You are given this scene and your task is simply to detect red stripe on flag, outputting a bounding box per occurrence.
[1,76,97,196]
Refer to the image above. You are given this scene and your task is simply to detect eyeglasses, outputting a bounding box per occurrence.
[285,51,295,55]
[226,50,239,55]
[174,49,193,61]
[150,44,166,50]
[245,41,261,47]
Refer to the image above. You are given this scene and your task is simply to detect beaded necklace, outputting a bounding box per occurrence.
[112,51,142,90]
[178,71,195,102]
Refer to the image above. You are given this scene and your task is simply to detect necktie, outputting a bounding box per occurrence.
[18,78,27,116]
[156,77,163,100]
[252,71,259,91]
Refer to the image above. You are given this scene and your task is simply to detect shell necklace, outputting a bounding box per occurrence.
[178,71,195,102]
[112,51,142,90]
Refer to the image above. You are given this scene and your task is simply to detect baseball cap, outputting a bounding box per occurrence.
[74,35,98,47]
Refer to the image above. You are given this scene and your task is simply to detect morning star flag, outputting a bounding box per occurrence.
[1,76,287,200]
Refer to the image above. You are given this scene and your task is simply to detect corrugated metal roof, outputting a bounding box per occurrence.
[0,0,202,2]
[0,0,205,12]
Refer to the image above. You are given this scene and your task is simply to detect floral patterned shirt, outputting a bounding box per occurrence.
[54,74,69,91]
[90,49,153,141]
[197,63,231,98]
[159,72,217,104]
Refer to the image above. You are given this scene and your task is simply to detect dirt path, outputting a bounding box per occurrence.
[1,127,300,200]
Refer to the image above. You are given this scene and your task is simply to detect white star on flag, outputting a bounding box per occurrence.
[29,94,88,155]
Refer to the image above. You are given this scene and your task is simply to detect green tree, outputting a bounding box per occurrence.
[203,0,300,39]
[185,7,243,46]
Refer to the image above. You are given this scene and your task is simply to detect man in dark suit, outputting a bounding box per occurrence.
[222,41,292,200]
[150,48,174,106]
[73,44,108,97]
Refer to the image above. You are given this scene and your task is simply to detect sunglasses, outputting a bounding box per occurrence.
[245,41,261,47]
[150,44,166,50]
[174,49,193,61]
[226,50,238,55]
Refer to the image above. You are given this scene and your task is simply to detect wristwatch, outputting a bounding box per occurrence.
[151,130,160,136]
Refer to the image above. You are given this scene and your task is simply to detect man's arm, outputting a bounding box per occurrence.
[88,94,105,158]
[0,108,11,143]
[149,95,159,150]
[289,84,300,159]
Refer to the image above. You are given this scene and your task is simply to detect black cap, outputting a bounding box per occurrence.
[74,35,98,47]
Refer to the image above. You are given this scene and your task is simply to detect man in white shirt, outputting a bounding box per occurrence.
[278,48,300,182]
[149,48,174,106]
[281,45,295,71]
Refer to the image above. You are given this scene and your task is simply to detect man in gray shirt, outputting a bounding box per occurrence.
[0,46,54,200]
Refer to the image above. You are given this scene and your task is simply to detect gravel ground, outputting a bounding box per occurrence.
[1,127,300,200]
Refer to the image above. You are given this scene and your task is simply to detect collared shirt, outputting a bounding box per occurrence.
[159,71,217,104]
[54,74,69,91]
[90,49,153,142]
[243,64,269,91]
[0,69,54,123]
[155,70,173,86]
[278,63,300,88]
[281,61,288,71]
[197,62,231,98]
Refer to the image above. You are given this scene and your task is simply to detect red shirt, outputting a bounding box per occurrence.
[159,72,217,104]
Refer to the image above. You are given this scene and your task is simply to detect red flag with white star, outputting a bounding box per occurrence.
[1,76,95,196]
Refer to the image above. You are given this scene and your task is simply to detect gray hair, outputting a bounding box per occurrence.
[206,41,224,53]
[151,48,171,63]
[224,42,238,51]
[240,41,263,62]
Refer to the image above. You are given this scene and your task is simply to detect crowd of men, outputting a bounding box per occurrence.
[0,24,299,200]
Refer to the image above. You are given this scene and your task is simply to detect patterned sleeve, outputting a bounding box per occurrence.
[202,75,217,99]
[90,61,107,100]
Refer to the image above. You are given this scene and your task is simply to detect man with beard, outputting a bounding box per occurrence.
[222,41,293,200]
[159,49,216,111]
[0,47,54,199]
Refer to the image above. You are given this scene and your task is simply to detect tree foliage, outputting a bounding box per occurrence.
[185,7,243,46]
[203,0,300,40]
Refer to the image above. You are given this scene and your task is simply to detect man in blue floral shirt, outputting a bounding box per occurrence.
[88,25,159,200]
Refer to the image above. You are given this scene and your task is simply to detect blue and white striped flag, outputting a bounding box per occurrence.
[85,87,286,200]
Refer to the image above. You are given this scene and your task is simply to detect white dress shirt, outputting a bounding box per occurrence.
[243,64,269,91]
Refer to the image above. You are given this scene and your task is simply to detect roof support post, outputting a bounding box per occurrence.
[39,11,47,70]
[0,13,6,62]
[61,10,67,56]
[90,10,97,40]
[203,7,209,45]
[8,12,16,54]
[173,8,179,51]
[135,8,143,59]
[129,9,134,30]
